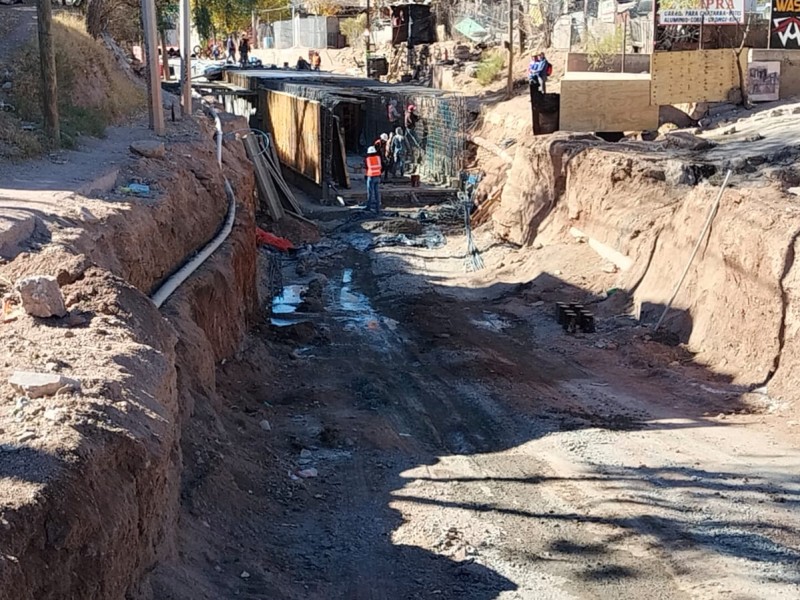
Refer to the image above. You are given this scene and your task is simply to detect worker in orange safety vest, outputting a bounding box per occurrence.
[364,145,382,214]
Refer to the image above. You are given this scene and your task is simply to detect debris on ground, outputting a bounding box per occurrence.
[8,371,80,398]
[15,275,67,318]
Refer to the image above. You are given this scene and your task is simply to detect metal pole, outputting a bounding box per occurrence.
[507,0,514,97]
[142,0,165,134]
[366,0,371,76]
[180,0,191,116]
[36,0,60,145]
[767,0,773,49]
[654,170,732,331]
[699,14,704,50]
[621,13,627,72]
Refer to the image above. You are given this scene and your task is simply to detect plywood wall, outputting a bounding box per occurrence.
[559,73,658,132]
[651,50,748,105]
[264,90,322,184]
[749,49,800,99]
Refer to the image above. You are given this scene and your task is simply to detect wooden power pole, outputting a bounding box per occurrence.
[141,0,165,134]
[507,0,514,98]
[36,0,60,146]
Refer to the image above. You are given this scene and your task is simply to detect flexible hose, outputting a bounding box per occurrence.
[150,97,237,308]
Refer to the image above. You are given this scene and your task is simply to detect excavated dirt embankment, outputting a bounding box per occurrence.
[491,133,800,403]
[0,117,257,599]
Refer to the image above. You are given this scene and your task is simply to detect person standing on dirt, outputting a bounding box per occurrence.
[226,36,237,63]
[365,146,383,214]
[390,127,406,179]
[311,50,321,71]
[238,37,250,67]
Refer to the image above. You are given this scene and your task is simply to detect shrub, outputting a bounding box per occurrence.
[475,51,505,86]
[341,14,368,49]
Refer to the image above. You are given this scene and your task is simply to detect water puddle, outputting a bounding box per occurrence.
[270,265,398,351]
[470,312,511,332]
[271,284,310,327]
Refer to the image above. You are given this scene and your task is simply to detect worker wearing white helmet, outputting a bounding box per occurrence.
[364,145,383,214]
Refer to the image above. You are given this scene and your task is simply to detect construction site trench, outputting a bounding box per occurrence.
[2,100,800,600]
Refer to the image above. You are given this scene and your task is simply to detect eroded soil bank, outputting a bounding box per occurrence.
[0,116,258,600]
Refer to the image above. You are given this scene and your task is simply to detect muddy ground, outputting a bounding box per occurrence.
[150,203,800,600]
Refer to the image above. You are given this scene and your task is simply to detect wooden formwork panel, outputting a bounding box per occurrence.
[651,50,748,105]
[559,72,658,132]
[264,90,322,185]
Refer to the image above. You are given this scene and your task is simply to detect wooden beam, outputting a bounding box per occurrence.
[244,135,285,221]
[141,0,165,135]
[36,0,59,145]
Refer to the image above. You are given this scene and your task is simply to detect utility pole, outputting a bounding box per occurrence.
[366,0,371,77]
[507,0,514,98]
[36,0,60,146]
[142,0,165,134]
[180,0,192,116]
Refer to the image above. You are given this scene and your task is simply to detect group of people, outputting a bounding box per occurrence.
[363,103,421,214]
[225,35,250,67]
[527,52,552,93]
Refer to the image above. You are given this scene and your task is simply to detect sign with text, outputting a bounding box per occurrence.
[658,0,745,25]
[771,0,800,48]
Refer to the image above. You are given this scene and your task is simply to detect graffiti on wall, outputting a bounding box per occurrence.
[747,61,781,101]
[771,0,800,48]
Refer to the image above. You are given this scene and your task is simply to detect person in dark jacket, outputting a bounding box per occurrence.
[238,37,250,66]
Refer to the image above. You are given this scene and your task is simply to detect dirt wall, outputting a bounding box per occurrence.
[0,118,258,599]
[491,133,800,398]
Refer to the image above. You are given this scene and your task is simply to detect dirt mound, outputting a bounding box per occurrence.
[3,14,144,157]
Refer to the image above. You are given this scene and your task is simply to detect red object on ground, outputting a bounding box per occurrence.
[256,228,294,252]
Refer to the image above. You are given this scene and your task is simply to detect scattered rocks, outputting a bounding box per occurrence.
[602,263,619,274]
[17,431,36,443]
[130,140,166,159]
[300,448,313,459]
[239,571,250,579]
[9,371,80,399]
[259,419,272,431]
[745,133,765,142]
[15,275,67,318]
[664,131,716,151]
[1,81,12,91]
[297,467,318,478]
[43,408,66,423]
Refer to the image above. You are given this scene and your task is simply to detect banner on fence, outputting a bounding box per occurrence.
[657,0,745,25]
[771,0,800,48]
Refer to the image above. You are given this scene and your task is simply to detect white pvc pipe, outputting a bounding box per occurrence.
[150,100,237,308]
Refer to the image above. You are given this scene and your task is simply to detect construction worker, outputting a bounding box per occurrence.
[390,127,406,178]
[374,133,390,182]
[365,145,382,214]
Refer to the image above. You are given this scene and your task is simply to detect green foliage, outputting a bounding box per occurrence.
[340,13,367,48]
[587,27,624,71]
[194,2,213,41]
[157,1,179,33]
[475,51,505,86]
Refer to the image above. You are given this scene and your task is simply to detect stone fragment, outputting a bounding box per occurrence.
[15,275,67,318]
[9,371,80,399]
[130,140,166,159]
